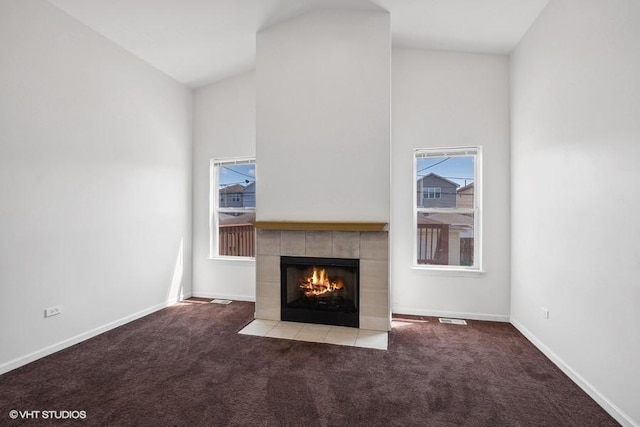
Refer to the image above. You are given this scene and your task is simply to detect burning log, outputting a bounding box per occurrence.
[299,267,345,298]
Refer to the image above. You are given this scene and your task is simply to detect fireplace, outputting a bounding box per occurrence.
[280,256,359,328]
[254,227,389,331]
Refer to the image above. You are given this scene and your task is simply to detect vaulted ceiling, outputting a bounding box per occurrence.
[48,0,549,88]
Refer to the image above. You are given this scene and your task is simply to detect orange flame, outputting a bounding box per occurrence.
[299,267,344,297]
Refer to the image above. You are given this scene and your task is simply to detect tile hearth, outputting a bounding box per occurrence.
[239,319,388,350]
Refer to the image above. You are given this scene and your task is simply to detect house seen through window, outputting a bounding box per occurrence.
[212,158,256,258]
[415,147,480,269]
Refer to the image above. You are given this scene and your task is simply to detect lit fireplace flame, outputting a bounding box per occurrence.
[299,267,344,297]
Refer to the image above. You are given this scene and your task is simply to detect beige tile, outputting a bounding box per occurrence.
[277,321,304,328]
[256,281,279,299]
[280,231,305,256]
[355,330,388,350]
[255,293,279,315]
[360,231,389,260]
[266,322,304,339]
[360,288,389,316]
[328,325,359,334]
[238,320,277,336]
[256,254,280,282]
[324,331,357,346]
[360,307,391,322]
[255,283,280,320]
[257,230,281,255]
[305,231,332,257]
[332,231,360,258]
[360,259,389,291]
[360,289,391,312]
[254,306,280,322]
[294,328,330,343]
[357,329,386,337]
[251,319,278,327]
[359,315,391,332]
[255,294,279,313]
[301,323,331,333]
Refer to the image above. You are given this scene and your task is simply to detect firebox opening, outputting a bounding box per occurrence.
[280,256,359,328]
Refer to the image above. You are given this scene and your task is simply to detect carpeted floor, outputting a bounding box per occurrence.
[0,299,619,426]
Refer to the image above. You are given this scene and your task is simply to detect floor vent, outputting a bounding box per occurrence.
[438,318,467,325]
[211,299,232,305]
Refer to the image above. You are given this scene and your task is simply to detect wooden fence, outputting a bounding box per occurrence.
[460,238,474,266]
[219,224,255,257]
[417,224,449,265]
[417,224,474,266]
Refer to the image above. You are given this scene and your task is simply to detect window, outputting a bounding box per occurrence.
[425,187,441,199]
[414,147,481,269]
[211,158,256,258]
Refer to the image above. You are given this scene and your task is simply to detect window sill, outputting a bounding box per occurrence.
[411,265,485,278]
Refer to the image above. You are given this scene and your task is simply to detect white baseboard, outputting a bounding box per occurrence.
[0,296,187,376]
[191,292,255,302]
[511,318,637,427]
[392,306,510,322]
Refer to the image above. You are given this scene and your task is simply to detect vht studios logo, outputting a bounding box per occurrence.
[9,410,87,420]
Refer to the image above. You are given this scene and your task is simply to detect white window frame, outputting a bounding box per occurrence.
[210,157,256,260]
[413,147,482,272]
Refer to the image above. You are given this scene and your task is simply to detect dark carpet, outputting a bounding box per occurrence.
[0,299,618,426]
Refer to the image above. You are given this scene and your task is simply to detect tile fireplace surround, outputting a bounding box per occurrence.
[254,222,390,331]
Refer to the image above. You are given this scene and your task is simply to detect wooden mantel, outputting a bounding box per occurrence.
[254,221,388,232]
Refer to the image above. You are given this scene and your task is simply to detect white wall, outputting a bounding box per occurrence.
[0,0,192,373]
[256,9,391,222]
[192,71,256,300]
[510,1,640,425]
[391,49,511,321]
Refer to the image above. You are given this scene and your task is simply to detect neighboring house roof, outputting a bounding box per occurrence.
[417,172,460,188]
[417,213,473,227]
[457,182,474,192]
[220,182,255,194]
[219,212,255,227]
[220,183,244,194]
[417,216,444,225]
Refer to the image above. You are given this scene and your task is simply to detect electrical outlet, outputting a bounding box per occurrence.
[541,308,550,320]
[44,306,62,318]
